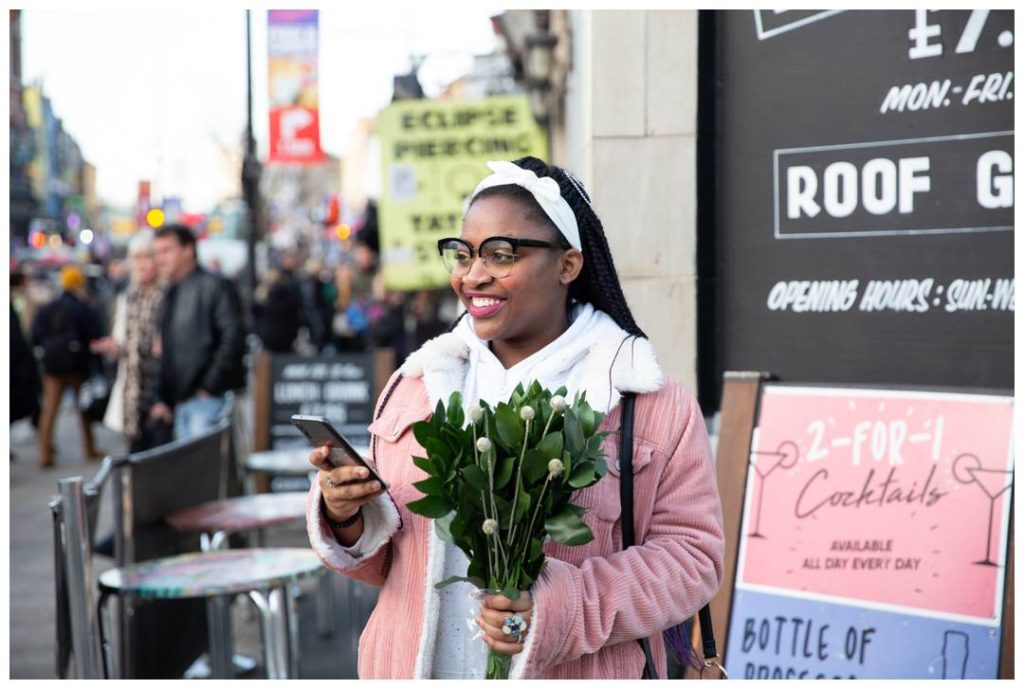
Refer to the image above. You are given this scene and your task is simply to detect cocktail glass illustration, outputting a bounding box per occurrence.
[940,630,969,679]
[747,440,799,538]
[953,453,1014,567]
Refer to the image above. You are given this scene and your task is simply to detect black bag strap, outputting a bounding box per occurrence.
[618,392,721,679]
[618,393,659,679]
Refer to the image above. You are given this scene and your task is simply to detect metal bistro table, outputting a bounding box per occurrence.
[166,492,309,552]
[165,491,333,666]
[98,549,322,679]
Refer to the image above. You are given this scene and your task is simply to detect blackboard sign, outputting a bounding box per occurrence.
[723,384,1013,679]
[712,10,1014,403]
[264,353,376,450]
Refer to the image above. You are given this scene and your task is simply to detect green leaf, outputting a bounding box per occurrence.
[579,404,596,437]
[412,421,435,450]
[566,503,586,518]
[568,462,596,488]
[406,494,452,519]
[435,574,485,590]
[441,426,464,453]
[446,391,464,428]
[528,538,543,563]
[432,399,446,430]
[495,404,524,449]
[536,432,564,461]
[462,464,488,492]
[413,476,444,495]
[424,437,451,463]
[544,509,595,546]
[500,587,520,602]
[412,455,437,476]
[564,410,584,454]
[594,457,608,477]
[494,495,512,524]
[435,511,456,543]
[458,481,484,512]
[514,487,531,522]
[494,455,515,490]
[522,449,549,484]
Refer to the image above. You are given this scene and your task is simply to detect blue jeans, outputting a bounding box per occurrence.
[174,394,230,441]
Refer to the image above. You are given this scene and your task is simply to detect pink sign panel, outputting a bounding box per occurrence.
[736,386,1013,621]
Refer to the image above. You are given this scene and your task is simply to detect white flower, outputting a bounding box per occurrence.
[550,396,567,413]
[482,518,498,535]
[476,437,493,453]
[520,405,535,421]
[547,458,564,478]
[468,405,483,423]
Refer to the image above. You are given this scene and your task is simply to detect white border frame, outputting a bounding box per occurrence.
[772,131,1015,240]
[753,9,846,41]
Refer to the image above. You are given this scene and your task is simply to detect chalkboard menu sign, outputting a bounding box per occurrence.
[261,353,376,450]
[712,11,1013,401]
[723,384,1013,679]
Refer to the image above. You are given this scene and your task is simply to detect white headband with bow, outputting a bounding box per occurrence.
[468,160,582,252]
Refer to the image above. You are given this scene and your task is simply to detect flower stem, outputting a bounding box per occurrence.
[506,418,530,554]
[474,424,496,580]
[518,474,551,564]
[487,647,512,679]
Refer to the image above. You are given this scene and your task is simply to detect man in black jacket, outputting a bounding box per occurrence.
[151,224,246,440]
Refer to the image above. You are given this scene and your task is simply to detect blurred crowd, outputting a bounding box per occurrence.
[10,213,460,469]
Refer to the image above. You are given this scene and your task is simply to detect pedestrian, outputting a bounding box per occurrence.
[305,157,725,678]
[10,301,41,429]
[31,264,104,467]
[332,240,377,351]
[151,224,246,441]
[299,257,335,352]
[91,230,170,451]
[253,251,304,353]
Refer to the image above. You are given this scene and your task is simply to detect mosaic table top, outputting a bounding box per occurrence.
[165,492,308,533]
[99,548,323,599]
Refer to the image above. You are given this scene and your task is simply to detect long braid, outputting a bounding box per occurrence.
[511,157,647,339]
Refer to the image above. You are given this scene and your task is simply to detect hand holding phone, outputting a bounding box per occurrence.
[293,415,387,531]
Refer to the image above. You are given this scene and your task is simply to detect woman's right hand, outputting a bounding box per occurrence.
[310,446,384,522]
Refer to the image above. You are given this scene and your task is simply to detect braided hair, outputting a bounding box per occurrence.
[464,156,647,339]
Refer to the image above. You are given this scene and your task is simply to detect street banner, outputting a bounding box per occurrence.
[137,180,151,229]
[376,95,547,291]
[725,385,1014,679]
[267,9,324,164]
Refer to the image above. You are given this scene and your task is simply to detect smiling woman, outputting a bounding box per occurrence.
[306,156,725,679]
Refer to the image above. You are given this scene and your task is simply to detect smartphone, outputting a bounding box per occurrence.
[290,414,389,489]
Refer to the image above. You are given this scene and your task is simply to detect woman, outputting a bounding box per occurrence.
[306,157,724,679]
[93,230,168,451]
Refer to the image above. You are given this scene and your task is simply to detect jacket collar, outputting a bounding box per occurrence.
[399,309,663,412]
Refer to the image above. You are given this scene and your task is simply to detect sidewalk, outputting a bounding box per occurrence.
[8,399,373,679]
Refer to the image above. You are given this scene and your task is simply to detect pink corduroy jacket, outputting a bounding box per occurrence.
[307,334,725,679]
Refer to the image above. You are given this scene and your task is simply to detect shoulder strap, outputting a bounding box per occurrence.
[619,392,720,679]
[618,393,659,679]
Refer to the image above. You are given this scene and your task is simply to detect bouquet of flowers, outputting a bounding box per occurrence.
[405,381,610,679]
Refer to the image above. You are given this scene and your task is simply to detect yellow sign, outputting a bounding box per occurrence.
[376,95,548,291]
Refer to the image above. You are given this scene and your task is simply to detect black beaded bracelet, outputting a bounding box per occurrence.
[321,500,362,529]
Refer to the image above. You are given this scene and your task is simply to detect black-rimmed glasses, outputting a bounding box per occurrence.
[436,236,563,279]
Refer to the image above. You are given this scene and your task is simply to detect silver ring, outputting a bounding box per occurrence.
[325,474,337,489]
